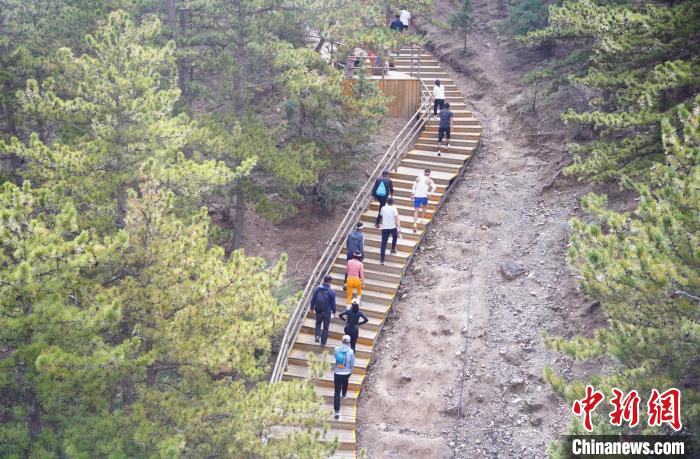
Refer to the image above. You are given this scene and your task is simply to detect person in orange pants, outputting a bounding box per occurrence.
[345,250,364,304]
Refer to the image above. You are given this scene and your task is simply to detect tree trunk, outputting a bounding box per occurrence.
[165,0,177,32]
[314,36,326,53]
[384,0,391,24]
[229,189,245,254]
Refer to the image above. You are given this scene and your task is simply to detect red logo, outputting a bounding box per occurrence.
[609,388,641,427]
[572,385,605,431]
[647,388,682,431]
[571,387,682,431]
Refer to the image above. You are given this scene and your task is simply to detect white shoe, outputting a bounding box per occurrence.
[334,411,340,419]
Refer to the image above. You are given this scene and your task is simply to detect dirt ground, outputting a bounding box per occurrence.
[356,1,603,457]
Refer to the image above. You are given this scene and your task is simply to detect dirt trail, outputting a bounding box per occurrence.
[357,1,599,457]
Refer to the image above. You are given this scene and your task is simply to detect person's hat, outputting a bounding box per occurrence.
[342,335,351,344]
[356,222,364,229]
[351,299,360,307]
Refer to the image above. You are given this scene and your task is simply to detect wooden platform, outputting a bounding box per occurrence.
[278,47,482,458]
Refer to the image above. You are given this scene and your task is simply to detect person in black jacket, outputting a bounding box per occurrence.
[372,169,394,228]
[310,274,336,347]
[339,299,369,351]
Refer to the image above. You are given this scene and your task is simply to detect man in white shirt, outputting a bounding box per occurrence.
[411,168,437,232]
[378,197,401,265]
[399,8,411,31]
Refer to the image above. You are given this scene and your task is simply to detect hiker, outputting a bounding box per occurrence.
[310,274,336,347]
[372,169,394,228]
[411,168,437,232]
[399,8,411,31]
[333,335,355,419]
[389,14,403,32]
[345,250,365,305]
[433,79,445,116]
[437,102,454,156]
[379,197,401,265]
[344,222,365,287]
[339,299,369,352]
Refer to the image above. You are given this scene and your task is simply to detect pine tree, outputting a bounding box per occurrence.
[3,11,234,231]
[544,97,699,448]
[521,0,700,183]
[0,174,332,457]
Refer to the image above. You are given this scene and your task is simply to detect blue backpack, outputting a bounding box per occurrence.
[335,347,349,370]
[376,181,387,197]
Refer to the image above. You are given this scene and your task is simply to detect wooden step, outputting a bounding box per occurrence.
[400,158,462,173]
[388,177,448,193]
[331,262,402,284]
[407,149,470,165]
[330,283,395,306]
[370,197,437,212]
[340,243,410,264]
[423,128,481,139]
[416,135,479,147]
[301,317,378,347]
[426,125,482,134]
[323,402,357,427]
[271,426,356,450]
[368,201,436,218]
[391,166,455,185]
[426,117,481,127]
[294,332,374,359]
[359,211,428,234]
[361,230,419,250]
[283,364,365,391]
[414,142,476,154]
[288,347,371,373]
[305,307,384,330]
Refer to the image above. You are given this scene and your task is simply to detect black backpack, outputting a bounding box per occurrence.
[313,287,331,313]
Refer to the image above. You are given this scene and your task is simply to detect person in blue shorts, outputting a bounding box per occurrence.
[411,168,437,232]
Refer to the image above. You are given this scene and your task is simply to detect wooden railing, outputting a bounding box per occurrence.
[270,76,434,383]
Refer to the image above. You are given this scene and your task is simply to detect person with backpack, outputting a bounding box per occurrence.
[345,250,364,305]
[433,79,445,116]
[372,169,394,228]
[389,14,403,32]
[436,102,454,156]
[333,334,356,419]
[339,299,369,352]
[344,222,364,288]
[411,168,437,232]
[310,274,336,347]
[379,197,402,265]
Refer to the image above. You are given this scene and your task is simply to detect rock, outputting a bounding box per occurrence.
[443,404,462,417]
[449,441,456,447]
[437,314,447,320]
[476,395,485,403]
[521,400,544,413]
[401,293,409,300]
[379,422,387,431]
[509,378,525,391]
[499,261,525,280]
[530,416,543,427]
[442,329,453,335]
[399,375,412,384]
[461,326,468,335]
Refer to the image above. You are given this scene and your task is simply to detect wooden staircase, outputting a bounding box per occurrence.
[274,47,482,458]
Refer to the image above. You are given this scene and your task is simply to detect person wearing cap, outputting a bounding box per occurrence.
[333,334,356,419]
[345,251,365,305]
[433,79,445,116]
[344,222,365,288]
[310,274,336,347]
[411,168,437,232]
[339,299,369,352]
[372,170,394,228]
